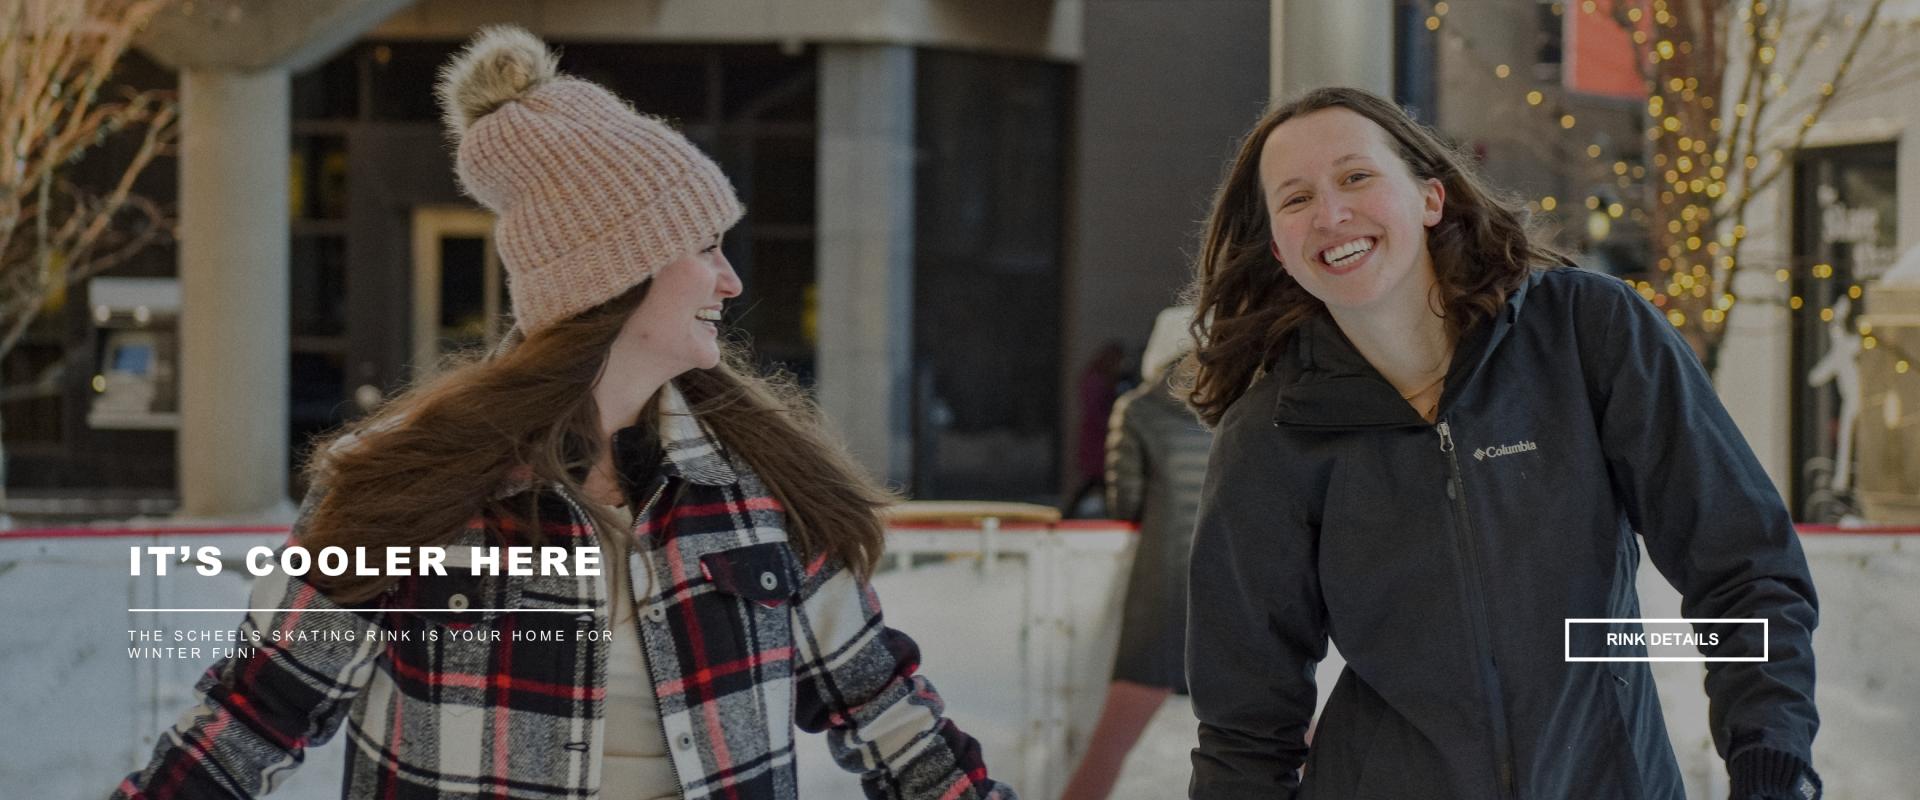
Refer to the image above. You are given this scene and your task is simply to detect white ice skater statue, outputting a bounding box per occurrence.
[1806,296,1861,493]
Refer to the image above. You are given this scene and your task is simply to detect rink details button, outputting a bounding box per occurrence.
[1563,617,1769,662]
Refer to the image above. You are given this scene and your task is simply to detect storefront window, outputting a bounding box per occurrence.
[1790,143,1898,522]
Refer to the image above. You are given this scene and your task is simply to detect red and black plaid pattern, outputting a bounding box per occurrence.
[112,386,1015,800]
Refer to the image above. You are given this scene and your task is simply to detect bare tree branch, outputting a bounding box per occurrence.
[1736,0,1885,213]
[1598,0,1892,371]
[0,0,177,365]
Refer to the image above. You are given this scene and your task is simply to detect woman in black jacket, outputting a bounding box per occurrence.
[1182,87,1821,800]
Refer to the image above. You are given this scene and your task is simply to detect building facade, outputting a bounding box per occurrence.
[3,0,1081,514]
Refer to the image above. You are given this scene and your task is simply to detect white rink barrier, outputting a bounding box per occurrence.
[797,518,1137,800]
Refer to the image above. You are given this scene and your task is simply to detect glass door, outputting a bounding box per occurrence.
[410,206,505,377]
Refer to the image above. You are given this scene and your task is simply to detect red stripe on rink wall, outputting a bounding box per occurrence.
[1792,524,1920,535]
[0,524,289,540]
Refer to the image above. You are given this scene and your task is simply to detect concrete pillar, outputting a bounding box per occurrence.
[177,69,291,517]
[816,45,916,486]
[1271,0,1395,99]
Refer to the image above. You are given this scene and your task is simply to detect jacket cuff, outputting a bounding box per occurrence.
[1728,748,1820,800]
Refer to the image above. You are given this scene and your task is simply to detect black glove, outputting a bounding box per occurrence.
[1728,748,1820,800]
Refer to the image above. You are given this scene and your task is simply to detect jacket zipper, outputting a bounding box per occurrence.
[1437,420,1519,800]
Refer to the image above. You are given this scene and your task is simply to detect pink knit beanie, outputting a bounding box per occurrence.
[435,26,743,334]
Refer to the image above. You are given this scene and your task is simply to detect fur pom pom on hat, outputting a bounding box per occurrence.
[435,26,557,135]
[436,26,743,334]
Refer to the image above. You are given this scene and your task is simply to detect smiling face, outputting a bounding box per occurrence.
[618,235,742,376]
[1259,107,1445,319]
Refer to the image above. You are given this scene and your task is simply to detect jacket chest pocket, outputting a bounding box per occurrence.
[699,542,800,607]
[395,571,520,632]
[385,572,587,709]
[651,543,801,686]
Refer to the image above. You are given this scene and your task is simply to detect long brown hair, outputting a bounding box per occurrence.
[1181,87,1571,426]
[300,282,892,603]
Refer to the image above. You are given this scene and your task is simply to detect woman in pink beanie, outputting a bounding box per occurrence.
[112,26,1015,800]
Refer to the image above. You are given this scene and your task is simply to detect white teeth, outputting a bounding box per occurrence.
[695,309,722,322]
[1321,237,1375,266]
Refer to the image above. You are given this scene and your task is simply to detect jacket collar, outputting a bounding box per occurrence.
[1271,270,1538,429]
[608,381,739,489]
[496,381,739,502]
[650,381,739,487]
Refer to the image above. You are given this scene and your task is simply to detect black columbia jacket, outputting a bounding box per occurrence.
[1188,268,1820,799]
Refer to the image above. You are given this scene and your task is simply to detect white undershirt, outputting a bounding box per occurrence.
[595,503,680,799]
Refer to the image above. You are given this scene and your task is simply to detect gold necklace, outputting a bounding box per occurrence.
[1399,374,1446,401]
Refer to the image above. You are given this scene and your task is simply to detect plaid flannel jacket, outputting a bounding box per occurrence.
[112,386,1015,800]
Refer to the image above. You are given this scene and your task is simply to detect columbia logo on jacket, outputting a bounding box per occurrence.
[1473,440,1539,461]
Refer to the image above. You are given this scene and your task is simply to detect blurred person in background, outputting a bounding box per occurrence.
[1067,340,1132,516]
[1182,88,1820,800]
[1062,305,1212,800]
[111,27,1014,800]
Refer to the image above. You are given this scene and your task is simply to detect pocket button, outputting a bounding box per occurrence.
[448,593,470,611]
[759,571,778,591]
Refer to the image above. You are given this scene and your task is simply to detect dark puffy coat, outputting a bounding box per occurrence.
[1106,368,1214,690]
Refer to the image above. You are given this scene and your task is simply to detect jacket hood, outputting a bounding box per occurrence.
[1271,270,1538,428]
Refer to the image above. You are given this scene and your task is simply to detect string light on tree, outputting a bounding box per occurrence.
[1411,0,1908,386]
